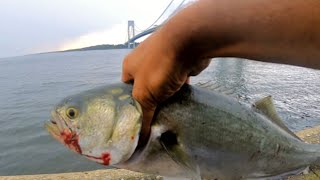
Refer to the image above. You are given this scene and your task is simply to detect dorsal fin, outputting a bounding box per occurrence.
[254,96,301,140]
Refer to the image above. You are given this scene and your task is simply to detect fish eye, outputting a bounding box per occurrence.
[66,107,78,119]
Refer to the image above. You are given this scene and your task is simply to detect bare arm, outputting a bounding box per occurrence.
[162,0,320,69]
[122,0,320,144]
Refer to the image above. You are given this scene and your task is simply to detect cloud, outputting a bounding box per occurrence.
[58,23,128,51]
[0,0,190,57]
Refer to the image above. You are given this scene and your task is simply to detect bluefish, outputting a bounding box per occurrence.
[45,83,320,179]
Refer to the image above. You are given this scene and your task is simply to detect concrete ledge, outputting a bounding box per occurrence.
[2,126,320,180]
[0,169,161,180]
[287,125,320,180]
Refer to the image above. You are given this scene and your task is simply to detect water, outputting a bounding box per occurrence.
[0,50,319,176]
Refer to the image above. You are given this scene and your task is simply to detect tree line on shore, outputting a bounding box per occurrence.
[63,42,140,52]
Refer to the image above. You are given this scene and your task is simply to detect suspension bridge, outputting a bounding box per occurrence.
[127,0,188,48]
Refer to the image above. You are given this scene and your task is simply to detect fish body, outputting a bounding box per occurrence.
[45,83,320,179]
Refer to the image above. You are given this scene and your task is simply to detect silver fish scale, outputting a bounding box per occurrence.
[120,84,320,180]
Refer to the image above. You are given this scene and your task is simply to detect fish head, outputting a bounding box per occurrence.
[45,84,142,166]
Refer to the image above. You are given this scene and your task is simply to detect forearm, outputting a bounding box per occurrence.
[158,0,320,69]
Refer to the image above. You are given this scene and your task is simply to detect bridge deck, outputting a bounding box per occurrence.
[128,26,159,43]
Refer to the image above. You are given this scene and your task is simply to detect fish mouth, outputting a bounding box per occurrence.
[45,121,61,140]
[45,111,65,138]
[50,119,57,124]
[45,118,82,154]
[45,119,109,165]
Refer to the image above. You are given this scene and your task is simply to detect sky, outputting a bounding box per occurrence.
[0,0,188,58]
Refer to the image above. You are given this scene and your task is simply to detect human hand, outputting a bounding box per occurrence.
[122,31,210,145]
[122,0,320,147]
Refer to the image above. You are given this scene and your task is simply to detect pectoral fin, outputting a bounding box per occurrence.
[254,96,301,140]
[159,131,201,180]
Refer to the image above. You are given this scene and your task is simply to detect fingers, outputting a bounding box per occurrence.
[185,77,190,84]
[132,78,157,112]
[132,81,157,147]
[138,108,154,147]
[189,58,211,76]
[121,56,134,83]
[122,73,133,84]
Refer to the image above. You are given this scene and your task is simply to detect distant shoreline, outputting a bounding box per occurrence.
[38,43,139,55]
[61,44,131,52]
[0,43,139,59]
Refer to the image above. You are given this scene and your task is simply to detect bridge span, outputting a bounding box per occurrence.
[126,0,187,48]
[127,26,159,48]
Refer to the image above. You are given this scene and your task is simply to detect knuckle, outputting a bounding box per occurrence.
[132,86,156,112]
[122,55,135,82]
[122,56,129,69]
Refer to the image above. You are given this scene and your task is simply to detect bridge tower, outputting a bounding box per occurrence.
[127,20,136,48]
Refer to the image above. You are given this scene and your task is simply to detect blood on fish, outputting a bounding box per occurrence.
[102,153,111,165]
[61,129,72,144]
[60,129,82,154]
[131,136,134,140]
[83,153,111,165]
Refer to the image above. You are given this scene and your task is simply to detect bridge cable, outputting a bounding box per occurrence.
[144,0,175,30]
[128,0,188,43]
[168,0,187,18]
[134,24,143,32]
[157,0,188,27]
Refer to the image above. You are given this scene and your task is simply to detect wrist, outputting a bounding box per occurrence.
[155,3,215,75]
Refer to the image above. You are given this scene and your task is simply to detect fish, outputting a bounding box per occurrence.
[45,83,320,179]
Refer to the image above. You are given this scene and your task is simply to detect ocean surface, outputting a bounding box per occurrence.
[0,49,319,176]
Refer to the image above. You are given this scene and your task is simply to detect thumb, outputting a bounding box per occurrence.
[122,73,133,84]
[121,56,134,83]
[185,77,190,84]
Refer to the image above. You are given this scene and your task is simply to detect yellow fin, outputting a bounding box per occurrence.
[254,96,301,140]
